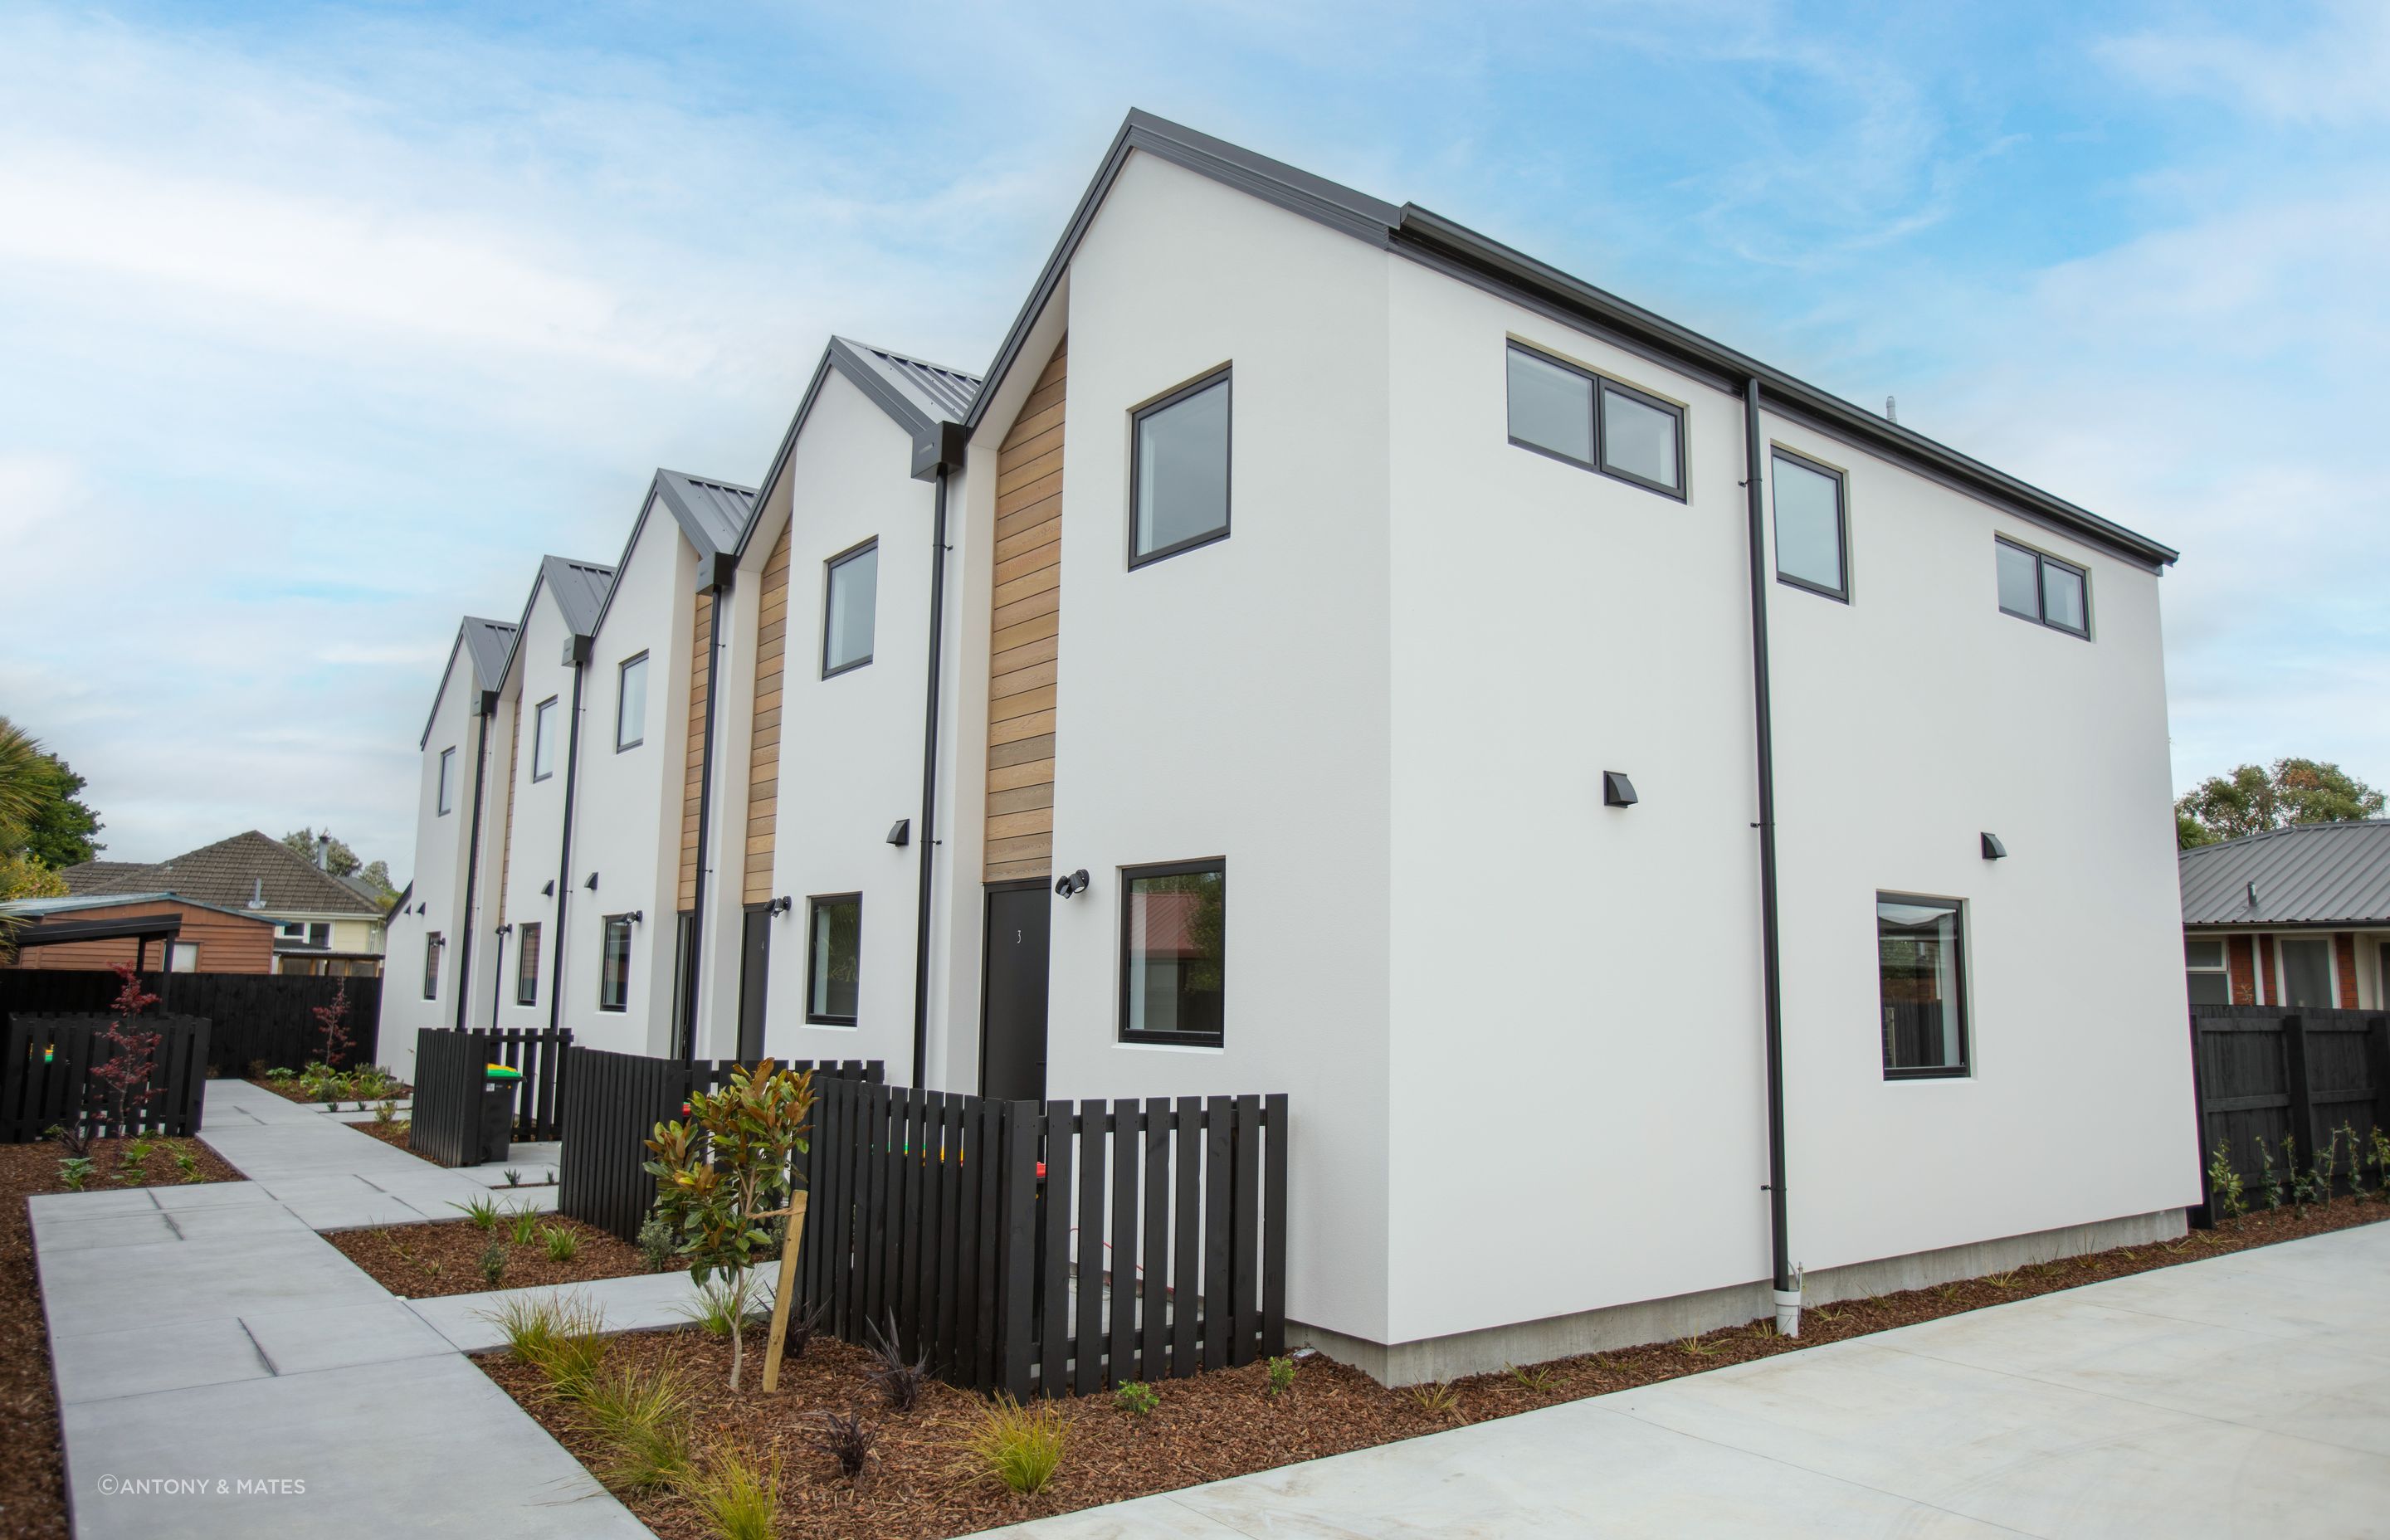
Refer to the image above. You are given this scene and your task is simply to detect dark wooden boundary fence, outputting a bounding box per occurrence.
[800,1081,1290,1401]
[2190,1005,2388,1225]
[407,1027,576,1167]
[0,970,381,1076]
[553,1046,881,1242]
[1,1011,212,1142]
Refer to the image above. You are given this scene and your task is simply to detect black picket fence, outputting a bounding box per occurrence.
[1,1011,213,1142]
[2189,1005,2389,1225]
[407,1027,576,1167]
[554,1046,882,1243]
[800,1081,1290,1401]
[0,970,381,1076]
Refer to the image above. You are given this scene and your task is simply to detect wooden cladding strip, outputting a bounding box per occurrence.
[744,525,792,905]
[985,339,1066,881]
[677,590,714,910]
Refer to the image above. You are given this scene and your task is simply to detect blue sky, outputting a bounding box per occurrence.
[3,1,2384,873]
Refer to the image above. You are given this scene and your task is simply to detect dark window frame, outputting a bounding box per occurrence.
[1877,890,1970,1081]
[515,922,542,1007]
[531,695,558,782]
[597,914,633,1012]
[422,932,444,1001]
[614,652,649,752]
[1505,341,1687,501]
[1770,446,1851,603]
[1128,367,1234,571]
[1995,537,2091,639]
[1116,857,1227,1048]
[805,892,863,1026]
[820,538,880,679]
[437,747,456,815]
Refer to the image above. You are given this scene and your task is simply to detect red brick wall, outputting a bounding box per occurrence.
[2334,932,2359,1008]
[2227,934,2257,1004]
[2256,934,2278,1005]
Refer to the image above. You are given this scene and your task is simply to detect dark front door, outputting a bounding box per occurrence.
[981,882,1051,1101]
[737,905,772,1063]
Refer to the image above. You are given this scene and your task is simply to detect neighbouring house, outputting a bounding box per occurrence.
[394,111,2195,1383]
[61,831,390,977]
[2179,820,2390,1010]
[1,890,276,973]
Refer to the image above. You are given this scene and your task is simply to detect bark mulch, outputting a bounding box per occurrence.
[352,1118,414,1151]
[485,1196,2390,1539]
[328,1216,662,1299]
[247,1076,412,1106]
[2,1136,243,1540]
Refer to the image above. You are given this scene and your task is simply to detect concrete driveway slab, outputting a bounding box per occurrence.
[31,1210,181,1253]
[51,1317,271,1406]
[241,1299,455,1376]
[147,1181,278,1211]
[27,1190,162,1221]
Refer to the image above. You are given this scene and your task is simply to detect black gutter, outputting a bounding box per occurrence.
[1744,378,1793,1313]
[453,695,493,1031]
[548,645,588,1032]
[910,465,952,1089]
[680,579,727,1062]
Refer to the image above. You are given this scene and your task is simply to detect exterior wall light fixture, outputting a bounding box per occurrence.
[541,880,555,898]
[585,872,599,891]
[1055,869,1090,899]
[767,895,794,917]
[1602,771,1639,807]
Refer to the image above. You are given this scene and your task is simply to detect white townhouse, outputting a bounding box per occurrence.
[396,111,2197,1383]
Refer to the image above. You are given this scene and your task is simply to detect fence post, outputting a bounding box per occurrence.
[2185,1011,2213,1230]
[998,1101,1040,1401]
[2281,1012,2313,1171]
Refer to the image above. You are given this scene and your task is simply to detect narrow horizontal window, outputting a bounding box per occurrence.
[1119,860,1225,1045]
[807,894,861,1025]
[1505,344,1684,497]
[822,541,878,677]
[531,696,558,781]
[1132,371,1232,566]
[598,915,632,1011]
[1879,894,1967,1078]
[1772,450,1848,600]
[1995,538,2090,638]
[616,653,648,751]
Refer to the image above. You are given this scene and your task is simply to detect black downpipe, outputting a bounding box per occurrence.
[548,655,588,1032]
[910,468,951,1089]
[490,925,507,1025]
[1743,377,1793,1305]
[453,699,492,1031]
[680,585,725,1063]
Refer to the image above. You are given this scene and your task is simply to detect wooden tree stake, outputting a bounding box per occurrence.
[759,1192,810,1392]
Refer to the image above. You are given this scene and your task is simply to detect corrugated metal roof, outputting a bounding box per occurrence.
[835,337,982,424]
[2179,820,2390,926]
[651,470,758,558]
[539,555,616,638]
[461,616,517,693]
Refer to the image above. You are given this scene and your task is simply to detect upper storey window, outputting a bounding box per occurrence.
[1995,539,2089,637]
[1131,370,1231,568]
[1505,343,1685,499]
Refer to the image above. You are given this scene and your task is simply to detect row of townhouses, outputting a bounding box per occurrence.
[387,112,2199,1382]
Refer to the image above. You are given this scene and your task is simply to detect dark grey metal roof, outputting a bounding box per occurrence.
[2180,821,2390,928]
[539,555,616,639]
[832,337,982,425]
[461,617,517,692]
[963,110,2176,571]
[651,470,758,558]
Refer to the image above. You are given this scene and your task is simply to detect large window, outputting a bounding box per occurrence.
[1995,538,2089,637]
[531,696,558,781]
[1505,343,1685,498]
[807,894,861,1025]
[2184,937,2230,1006]
[598,916,632,1011]
[615,654,648,751]
[1120,860,1225,1045]
[1878,894,1967,1078]
[1773,449,1848,601]
[515,922,542,1007]
[2280,937,2335,1007]
[1130,370,1232,567]
[822,541,879,677]
[437,747,456,815]
[422,933,444,1000]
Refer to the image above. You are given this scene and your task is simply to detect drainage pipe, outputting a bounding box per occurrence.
[1742,376,1799,1338]
[910,466,951,1090]
[548,648,588,1032]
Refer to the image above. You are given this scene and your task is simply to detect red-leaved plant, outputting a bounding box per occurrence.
[310,981,353,1070]
[88,962,163,1135]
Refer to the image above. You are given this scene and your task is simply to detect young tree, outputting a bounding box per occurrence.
[310,982,354,1070]
[2176,758,2386,849]
[88,963,163,1136]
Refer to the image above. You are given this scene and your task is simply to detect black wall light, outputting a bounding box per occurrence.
[541,880,555,898]
[886,818,911,848]
[1980,833,2007,860]
[585,872,599,891]
[1054,869,1090,899]
[1603,771,1639,807]
[767,895,793,917]
[627,909,645,924]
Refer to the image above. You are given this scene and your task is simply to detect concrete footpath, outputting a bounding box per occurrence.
[32,1078,696,1538]
[989,1220,2390,1539]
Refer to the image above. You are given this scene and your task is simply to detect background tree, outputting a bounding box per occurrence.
[15,754,102,868]
[0,717,98,957]
[2177,758,2387,849]
[280,828,400,906]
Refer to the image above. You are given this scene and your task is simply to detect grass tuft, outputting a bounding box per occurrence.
[684,1445,778,1540]
[962,1394,1066,1495]
[452,1194,502,1230]
[1408,1379,1461,1416]
[579,1362,694,1494]
[480,1291,610,1398]
[1505,1362,1556,1391]
[542,1225,580,1263]
[676,1275,767,1339]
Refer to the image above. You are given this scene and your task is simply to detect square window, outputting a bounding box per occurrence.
[1878,894,1967,1078]
[308,923,330,948]
[1119,861,1225,1044]
[1600,382,1683,494]
[615,655,648,751]
[807,894,861,1024]
[1507,347,1593,465]
[516,922,542,1007]
[822,542,878,677]
[532,696,558,781]
[437,747,456,815]
[2280,937,2334,1007]
[598,916,632,1011]
[1772,450,1848,599]
[1131,372,1231,566]
[1996,539,2090,638]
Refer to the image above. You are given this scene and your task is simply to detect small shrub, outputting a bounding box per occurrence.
[483,1290,610,1398]
[262,1062,291,1081]
[866,1313,932,1412]
[373,1099,397,1125]
[1505,1362,1556,1392]
[543,1226,581,1263]
[778,1299,824,1363]
[1115,1380,1159,1416]
[1677,1335,1719,1357]
[808,1408,876,1480]
[1409,1379,1460,1416]
[59,1156,94,1192]
[454,1194,502,1230]
[2207,1141,2247,1224]
[2313,1127,2341,1204]
[2344,1124,2369,1199]
[120,1138,156,1168]
[510,1207,542,1246]
[46,1123,90,1160]
[578,1362,692,1493]
[637,1216,679,1273]
[2257,1138,2284,1210]
[505,1167,523,1187]
[678,1275,766,1339]
[173,1150,201,1182]
[685,1445,778,1540]
[1983,1271,2022,1289]
[1264,1355,1297,1396]
[2371,1127,2390,1202]
[962,1395,1066,1496]
[480,1237,510,1286]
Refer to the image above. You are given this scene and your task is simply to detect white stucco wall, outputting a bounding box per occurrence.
[383,633,484,1078]
[493,583,582,1034]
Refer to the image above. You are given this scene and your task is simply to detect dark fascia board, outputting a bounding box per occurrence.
[2184,918,2390,932]
[954,108,2175,573]
[15,914,187,947]
[585,469,748,640]
[734,339,967,563]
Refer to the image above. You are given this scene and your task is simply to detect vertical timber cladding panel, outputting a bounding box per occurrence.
[497,699,521,924]
[986,339,1066,882]
[744,525,792,904]
[679,590,715,909]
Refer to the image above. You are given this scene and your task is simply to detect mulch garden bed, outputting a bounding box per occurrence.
[328,1216,661,1299]
[488,1196,2390,1540]
[2,1136,242,1540]
[249,1076,412,1106]
[352,1118,415,1151]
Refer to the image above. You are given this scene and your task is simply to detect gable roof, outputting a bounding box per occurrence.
[539,556,616,639]
[652,470,758,559]
[61,831,388,919]
[964,110,2175,571]
[420,615,519,746]
[2180,820,2390,928]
